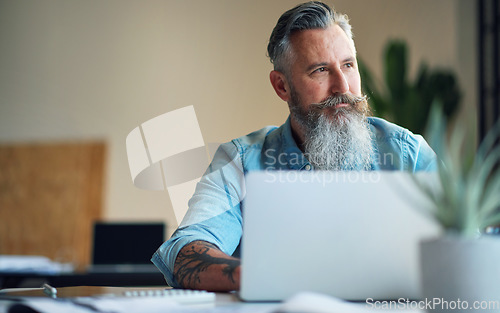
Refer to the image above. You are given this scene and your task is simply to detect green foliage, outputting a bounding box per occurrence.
[415,105,500,237]
[358,40,462,134]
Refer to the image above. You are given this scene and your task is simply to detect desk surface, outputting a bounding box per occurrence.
[0,286,279,313]
[0,286,263,303]
[0,286,423,312]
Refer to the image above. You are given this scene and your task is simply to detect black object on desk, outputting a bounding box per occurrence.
[0,269,167,289]
[90,222,165,273]
[1,222,167,289]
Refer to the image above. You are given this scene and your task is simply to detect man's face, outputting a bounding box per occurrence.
[285,25,364,138]
[269,24,373,170]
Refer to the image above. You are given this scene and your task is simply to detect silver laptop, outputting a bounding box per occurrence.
[240,171,441,302]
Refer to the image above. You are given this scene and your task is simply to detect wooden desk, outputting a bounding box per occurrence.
[0,286,280,312]
[0,286,423,312]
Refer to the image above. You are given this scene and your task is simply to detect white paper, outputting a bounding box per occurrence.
[0,255,73,274]
[75,297,183,312]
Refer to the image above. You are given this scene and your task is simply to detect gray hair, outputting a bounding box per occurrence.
[267,1,354,74]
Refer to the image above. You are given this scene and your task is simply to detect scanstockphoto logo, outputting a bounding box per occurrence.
[263,149,397,169]
[264,170,382,186]
[126,105,230,225]
[366,298,500,311]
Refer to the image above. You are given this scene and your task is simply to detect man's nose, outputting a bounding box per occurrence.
[330,68,349,94]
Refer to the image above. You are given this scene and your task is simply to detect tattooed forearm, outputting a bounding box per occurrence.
[174,241,240,290]
[221,260,239,284]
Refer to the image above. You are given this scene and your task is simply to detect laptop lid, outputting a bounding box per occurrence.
[240,171,441,302]
[91,222,165,272]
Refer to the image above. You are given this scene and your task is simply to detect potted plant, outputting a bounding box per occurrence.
[416,105,500,313]
[358,40,461,135]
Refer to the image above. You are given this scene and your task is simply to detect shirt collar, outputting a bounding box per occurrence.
[280,116,311,170]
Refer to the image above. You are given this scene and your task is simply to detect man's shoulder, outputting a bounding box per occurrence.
[207,125,281,175]
[230,125,279,150]
[211,124,281,160]
[367,117,413,140]
[367,116,425,154]
[367,116,436,171]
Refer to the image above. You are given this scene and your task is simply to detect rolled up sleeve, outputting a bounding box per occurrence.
[151,141,245,287]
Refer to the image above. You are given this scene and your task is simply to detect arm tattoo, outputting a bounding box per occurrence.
[174,241,240,288]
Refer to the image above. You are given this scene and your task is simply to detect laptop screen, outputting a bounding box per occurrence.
[92,222,165,265]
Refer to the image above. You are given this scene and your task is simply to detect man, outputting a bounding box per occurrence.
[152,1,436,291]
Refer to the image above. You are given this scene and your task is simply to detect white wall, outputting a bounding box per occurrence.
[0,0,476,237]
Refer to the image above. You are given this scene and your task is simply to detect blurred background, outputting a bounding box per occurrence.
[0,0,491,269]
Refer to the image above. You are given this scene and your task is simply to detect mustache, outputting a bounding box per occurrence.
[312,94,367,110]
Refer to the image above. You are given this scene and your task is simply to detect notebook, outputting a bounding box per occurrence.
[239,171,441,302]
[89,222,165,273]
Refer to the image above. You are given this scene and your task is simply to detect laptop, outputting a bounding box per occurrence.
[239,171,441,302]
[89,222,165,273]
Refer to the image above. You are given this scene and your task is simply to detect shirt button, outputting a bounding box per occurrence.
[304,164,311,171]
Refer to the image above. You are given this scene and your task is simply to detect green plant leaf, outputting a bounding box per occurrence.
[479,168,500,223]
[422,104,500,236]
[358,39,461,135]
[358,58,389,117]
[384,40,407,103]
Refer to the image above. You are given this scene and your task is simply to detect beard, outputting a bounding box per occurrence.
[289,89,374,171]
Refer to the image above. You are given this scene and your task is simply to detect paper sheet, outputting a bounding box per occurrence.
[0,255,73,274]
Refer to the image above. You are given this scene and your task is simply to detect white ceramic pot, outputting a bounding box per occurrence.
[420,235,500,313]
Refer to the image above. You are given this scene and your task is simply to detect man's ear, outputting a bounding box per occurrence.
[269,70,290,102]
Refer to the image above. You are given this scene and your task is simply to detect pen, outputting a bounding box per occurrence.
[43,283,57,298]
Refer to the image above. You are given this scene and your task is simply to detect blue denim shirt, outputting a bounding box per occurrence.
[151,117,437,287]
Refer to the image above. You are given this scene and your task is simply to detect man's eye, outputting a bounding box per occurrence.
[314,67,327,73]
[344,63,354,68]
